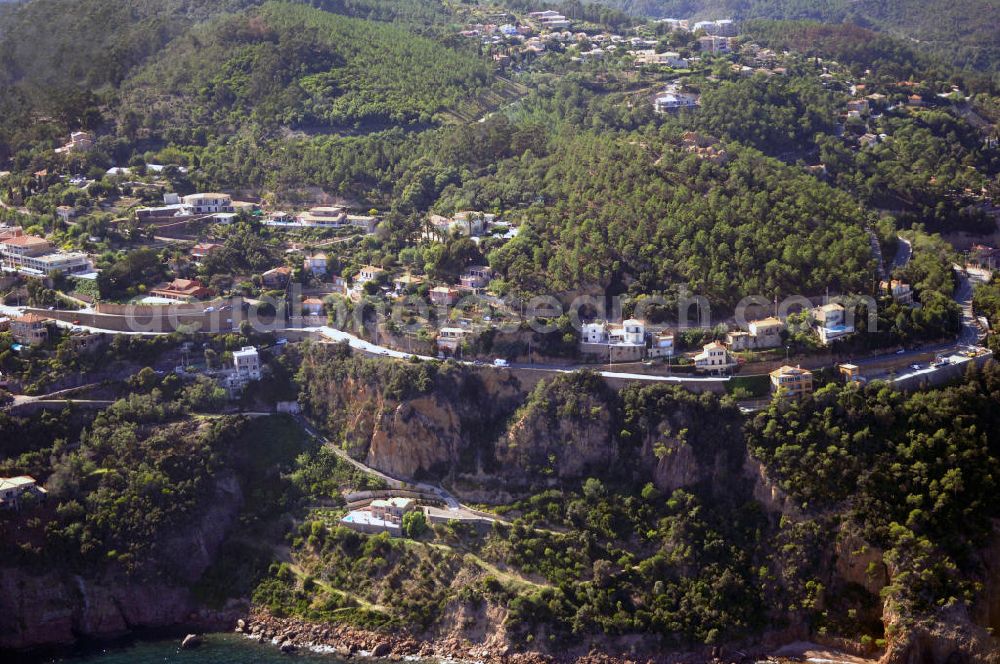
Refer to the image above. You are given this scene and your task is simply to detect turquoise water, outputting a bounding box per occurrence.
[33,633,349,664]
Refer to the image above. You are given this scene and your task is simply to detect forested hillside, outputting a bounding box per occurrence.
[469,132,876,305]
[117,2,496,134]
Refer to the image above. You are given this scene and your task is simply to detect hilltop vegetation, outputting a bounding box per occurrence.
[118,2,495,135]
[477,132,875,306]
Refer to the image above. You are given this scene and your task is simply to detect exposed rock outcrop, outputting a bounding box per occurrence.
[0,474,244,651]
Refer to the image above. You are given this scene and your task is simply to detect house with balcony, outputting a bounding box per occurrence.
[770,365,813,399]
[10,314,50,346]
[694,341,736,374]
[460,265,493,290]
[647,332,675,358]
[181,193,234,215]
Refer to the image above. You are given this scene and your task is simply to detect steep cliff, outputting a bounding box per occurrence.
[297,343,528,480]
[0,473,243,650]
[494,371,618,484]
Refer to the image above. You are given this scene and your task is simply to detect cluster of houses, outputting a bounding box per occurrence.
[578,303,864,373]
[0,225,93,278]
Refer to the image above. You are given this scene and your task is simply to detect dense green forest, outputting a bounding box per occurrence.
[117,2,496,134]
[476,131,876,305]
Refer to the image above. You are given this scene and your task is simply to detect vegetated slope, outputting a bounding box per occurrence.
[475,132,875,306]
[0,0,259,91]
[268,347,1000,660]
[116,1,495,135]
[591,0,1000,71]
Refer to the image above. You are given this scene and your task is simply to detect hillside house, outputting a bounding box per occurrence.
[698,35,731,53]
[770,365,813,399]
[0,476,47,509]
[302,297,325,316]
[262,266,292,288]
[430,286,460,306]
[150,278,210,301]
[437,327,471,352]
[880,279,914,305]
[814,303,855,345]
[1,234,91,277]
[460,265,493,290]
[632,49,688,68]
[181,193,234,215]
[694,341,736,374]
[726,317,784,351]
[233,346,261,381]
[393,273,425,292]
[355,265,386,286]
[647,332,675,358]
[581,322,608,344]
[371,497,415,522]
[303,253,328,277]
[191,243,223,262]
[297,206,347,226]
[55,131,94,154]
[10,314,50,346]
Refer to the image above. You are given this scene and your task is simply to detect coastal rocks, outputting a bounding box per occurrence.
[181,634,202,649]
[372,641,391,657]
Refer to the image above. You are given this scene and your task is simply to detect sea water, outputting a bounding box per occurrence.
[30,633,349,664]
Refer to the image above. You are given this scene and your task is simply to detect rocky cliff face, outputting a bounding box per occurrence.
[299,346,637,488]
[494,372,617,483]
[0,473,243,651]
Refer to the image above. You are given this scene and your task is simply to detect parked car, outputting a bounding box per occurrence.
[493,358,509,368]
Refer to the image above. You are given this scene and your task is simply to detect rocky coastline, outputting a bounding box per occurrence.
[237,611,779,664]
